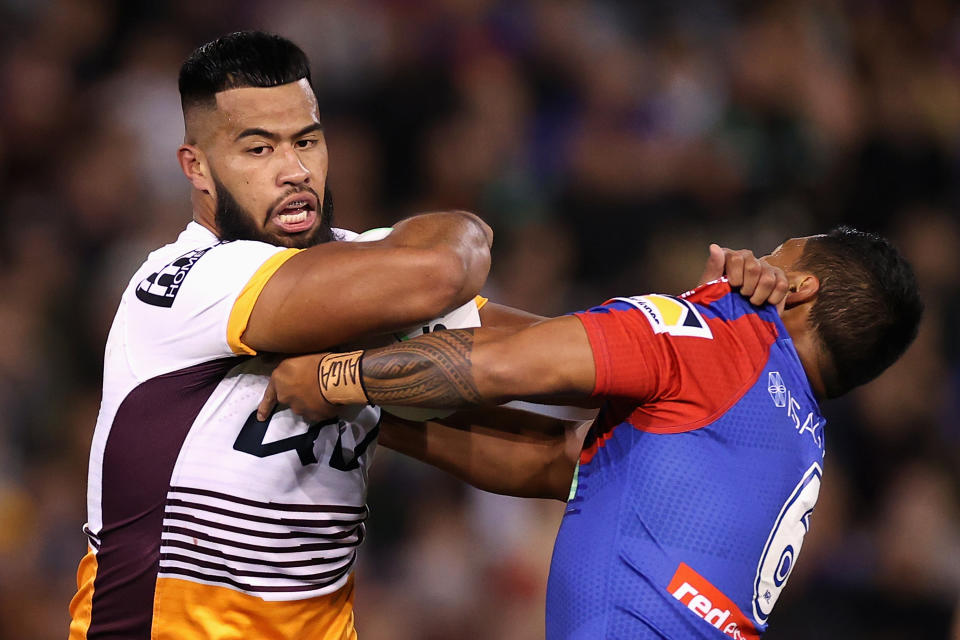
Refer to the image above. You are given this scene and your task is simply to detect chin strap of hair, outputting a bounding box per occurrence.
[317,351,369,405]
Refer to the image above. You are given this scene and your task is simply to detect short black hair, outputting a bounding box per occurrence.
[179,31,312,112]
[796,226,923,398]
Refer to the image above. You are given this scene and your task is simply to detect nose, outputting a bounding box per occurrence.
[276,147,310,186]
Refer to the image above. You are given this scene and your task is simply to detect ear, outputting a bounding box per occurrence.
[783,273,820,309]
[178,144,213,194]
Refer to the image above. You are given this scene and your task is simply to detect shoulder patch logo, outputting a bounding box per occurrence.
[767,371,787,407]
[135,246,214,308]
[613,294,713,339]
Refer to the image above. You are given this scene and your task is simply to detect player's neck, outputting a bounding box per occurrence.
[191,191,219,238]
[792,337,827,402]
[781,312,827,401]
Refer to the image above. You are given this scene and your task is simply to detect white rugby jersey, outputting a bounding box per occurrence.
[69,221,378,640]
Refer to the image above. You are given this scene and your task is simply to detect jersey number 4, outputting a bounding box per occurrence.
[233,410,378,470]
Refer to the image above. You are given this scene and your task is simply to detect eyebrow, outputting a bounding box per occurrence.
[234,122,324,142]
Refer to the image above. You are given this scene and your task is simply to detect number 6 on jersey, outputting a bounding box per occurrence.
[752,462,822,623]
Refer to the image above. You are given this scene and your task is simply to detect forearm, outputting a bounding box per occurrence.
[319,316,595,412]
[379,408,583,500]
[243,211,492,354]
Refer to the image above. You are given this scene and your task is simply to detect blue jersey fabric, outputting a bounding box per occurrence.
[547,286,825,639]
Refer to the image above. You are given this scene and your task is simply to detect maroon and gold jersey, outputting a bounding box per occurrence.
[70,222,377,640]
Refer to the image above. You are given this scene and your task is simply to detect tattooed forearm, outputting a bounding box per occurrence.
[361,329,484,408]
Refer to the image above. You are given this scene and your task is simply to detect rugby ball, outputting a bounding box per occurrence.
[352,227,481,420]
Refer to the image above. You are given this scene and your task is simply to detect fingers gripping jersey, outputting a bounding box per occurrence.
[69,222,377,640]
[549,281,825,640]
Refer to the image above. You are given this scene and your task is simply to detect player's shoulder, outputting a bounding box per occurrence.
[681,279,782,335]
[126,223,290,309]
[587,279,783,346]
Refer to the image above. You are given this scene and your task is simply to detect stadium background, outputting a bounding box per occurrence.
[0,0,958,638]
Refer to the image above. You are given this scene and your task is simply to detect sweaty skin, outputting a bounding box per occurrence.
[257,244,794,421]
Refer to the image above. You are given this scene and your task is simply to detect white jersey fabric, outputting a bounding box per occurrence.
[70,221,378,640]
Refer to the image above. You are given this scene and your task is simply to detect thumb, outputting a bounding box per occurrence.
[698,243,725,286]
[257,377,278,422]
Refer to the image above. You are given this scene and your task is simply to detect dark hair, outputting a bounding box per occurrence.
[179,31,312,111]
[796,226,923,398]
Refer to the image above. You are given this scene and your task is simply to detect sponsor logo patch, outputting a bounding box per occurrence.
[613,295,713,339]
[667,562,760,640]
[767,371,787,407]
[136,246,215,308]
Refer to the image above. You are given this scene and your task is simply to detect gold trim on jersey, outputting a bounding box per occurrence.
[68,548,97,640]
[227,248,302,355]
[150,574,357,640]
[474,295,488,310]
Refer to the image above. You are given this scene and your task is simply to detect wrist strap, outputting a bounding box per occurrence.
[317,351,369,405]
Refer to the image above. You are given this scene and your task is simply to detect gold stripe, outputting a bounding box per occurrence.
[227,248,302,355]
[474,295,489,310]
[68,548,97,639]
[151,574,356,639]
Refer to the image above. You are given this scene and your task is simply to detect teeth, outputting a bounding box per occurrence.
[278,211,308,224]
[285,200,308,209]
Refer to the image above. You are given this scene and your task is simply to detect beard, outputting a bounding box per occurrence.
[213,177,335,249]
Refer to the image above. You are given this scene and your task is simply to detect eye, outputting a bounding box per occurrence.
[295,138,317,150]
[248,145,272,156]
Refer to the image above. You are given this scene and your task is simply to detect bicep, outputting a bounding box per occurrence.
[243,243,464,353]
[472,315,597,403]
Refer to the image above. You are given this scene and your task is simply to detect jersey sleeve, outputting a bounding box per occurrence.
[574,299,670,402]
[574,287,779,432]
[125,240,300,377]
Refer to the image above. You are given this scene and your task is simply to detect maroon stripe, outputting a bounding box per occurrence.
[88,357,240,640]
[83,524,101,550]
[164,498,365,527]
[160,539,349,567]
[158,554,355,593]
[162,511,362,540]
[169,486,367,513]
[161,524,362,553]
[159,552,352,581]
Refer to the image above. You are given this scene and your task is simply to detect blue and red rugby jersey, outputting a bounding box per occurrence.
[548,280,825,639]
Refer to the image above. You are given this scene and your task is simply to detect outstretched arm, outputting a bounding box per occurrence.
[256,242,790,421]
[257,315,597,422]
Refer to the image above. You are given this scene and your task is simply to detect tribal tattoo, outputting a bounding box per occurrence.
[361,329,484,408]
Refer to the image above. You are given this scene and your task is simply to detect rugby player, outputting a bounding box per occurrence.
[67,29,792,640]
[260,228,923,639]
[66,31,496,640]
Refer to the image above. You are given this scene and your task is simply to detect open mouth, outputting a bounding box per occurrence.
[272,193,318,234]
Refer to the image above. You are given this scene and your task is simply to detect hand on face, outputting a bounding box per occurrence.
[698,244,790,313]
[258,353,339,423]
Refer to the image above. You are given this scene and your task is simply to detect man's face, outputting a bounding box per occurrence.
[199,79,332,248]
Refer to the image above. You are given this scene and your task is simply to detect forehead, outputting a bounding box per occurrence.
[213,79,320,137]
[764,236,810,266]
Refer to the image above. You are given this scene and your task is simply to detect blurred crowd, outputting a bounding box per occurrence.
[0,0,958,638]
